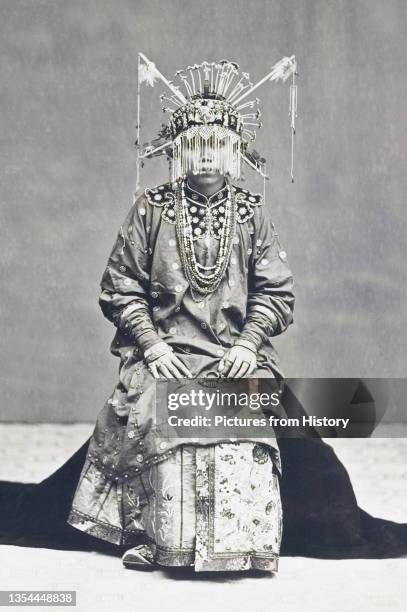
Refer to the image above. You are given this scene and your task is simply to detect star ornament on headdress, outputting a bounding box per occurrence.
[135,52,298,192]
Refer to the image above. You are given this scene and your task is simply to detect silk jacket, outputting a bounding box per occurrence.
[86,181,295,483]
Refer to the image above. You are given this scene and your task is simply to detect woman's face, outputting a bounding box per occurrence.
[184,138,229,175]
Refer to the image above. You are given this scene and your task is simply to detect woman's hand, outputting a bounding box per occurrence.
[148,352,193,380]
[217,345,257,378]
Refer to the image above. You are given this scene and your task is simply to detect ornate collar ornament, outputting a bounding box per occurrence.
[145,181,262,239]
[136,53,298,191]
[135,53,298,296]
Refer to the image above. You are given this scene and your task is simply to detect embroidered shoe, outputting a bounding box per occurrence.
[121,544,156,570]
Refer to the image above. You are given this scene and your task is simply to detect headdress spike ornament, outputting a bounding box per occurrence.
[138,52,186,105]
[232,56,297,105]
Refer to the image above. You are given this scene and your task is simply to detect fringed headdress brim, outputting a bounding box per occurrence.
[172,125,241,181]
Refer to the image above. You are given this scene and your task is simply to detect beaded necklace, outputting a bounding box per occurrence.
[175,177,237,299]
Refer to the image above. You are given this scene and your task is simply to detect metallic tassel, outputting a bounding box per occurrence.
[289,71,298,183]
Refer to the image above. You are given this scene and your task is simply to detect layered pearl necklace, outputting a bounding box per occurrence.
[175,177,237,297]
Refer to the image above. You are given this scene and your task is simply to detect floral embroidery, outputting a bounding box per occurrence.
[145,185,176,224]
[252,443,270,464]
[68,442,282,572]
[234,186,263,223]
[156,473,176,544]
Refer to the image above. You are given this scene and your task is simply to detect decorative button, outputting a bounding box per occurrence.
[249,196,257,203]
[169,239,176,246]
[127,431,136,439]
[279,250,287,261]
[190,206,197,213]
[175,284,183,292]
[256,239,262,246]
[159,441,168,450]
[136,454,144,463]
[247,248,253,255]
[124,278,132,286]
[200,321,207,329]
[151,291,159,298]
[172,262,179,270]
[119,265,126,272]
[169,326,177,334]
[153,194,162,202]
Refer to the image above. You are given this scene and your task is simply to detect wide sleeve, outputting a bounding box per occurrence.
[234,204,295,352]
[98,193,162,353]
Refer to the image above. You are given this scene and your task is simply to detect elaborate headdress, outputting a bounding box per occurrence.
[136,53,298,198]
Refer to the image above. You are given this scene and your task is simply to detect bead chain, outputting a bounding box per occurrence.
[175,177,237,298]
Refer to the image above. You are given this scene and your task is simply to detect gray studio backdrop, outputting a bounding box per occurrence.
[1,0,406,422]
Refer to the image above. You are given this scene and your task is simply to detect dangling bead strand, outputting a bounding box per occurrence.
[175,177,236,296]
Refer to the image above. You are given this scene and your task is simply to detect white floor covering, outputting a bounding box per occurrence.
[0,424,406,612]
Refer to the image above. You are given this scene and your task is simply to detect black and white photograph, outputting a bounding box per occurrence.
[0,1,406,611]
